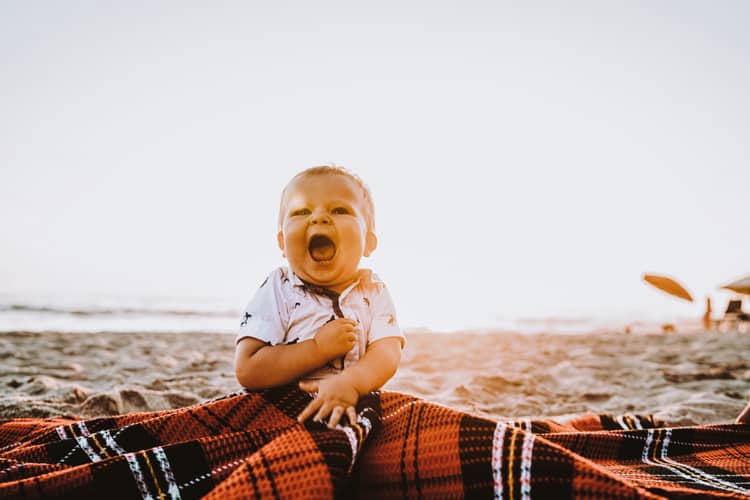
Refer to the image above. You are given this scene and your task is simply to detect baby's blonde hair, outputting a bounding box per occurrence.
[278,165,376,233]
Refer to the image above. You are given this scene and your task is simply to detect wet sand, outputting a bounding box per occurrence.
[2,330,749,425]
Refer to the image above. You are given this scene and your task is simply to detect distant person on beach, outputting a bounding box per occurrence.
[234,166,405,428]
[703,296,713,332]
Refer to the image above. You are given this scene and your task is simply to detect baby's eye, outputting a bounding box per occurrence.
[291,208,311,216]
[331,207,350,215]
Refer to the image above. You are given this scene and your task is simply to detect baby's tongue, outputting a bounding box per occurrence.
[310,240,336,261]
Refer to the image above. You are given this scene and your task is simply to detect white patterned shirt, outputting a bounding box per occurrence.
[236,266,404,381]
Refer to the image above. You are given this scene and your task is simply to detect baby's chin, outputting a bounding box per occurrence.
[293,260,360,289]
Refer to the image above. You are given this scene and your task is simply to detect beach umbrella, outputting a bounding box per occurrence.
[720,274,750,295]
[642,273,694,302]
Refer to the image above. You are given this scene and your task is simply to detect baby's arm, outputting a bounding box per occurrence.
[235,318,358,390]
[338,337,402,395]
[297,337,402,426]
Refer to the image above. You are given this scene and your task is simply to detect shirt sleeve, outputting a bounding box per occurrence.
[368,285,406,348]
[235,269,287,345]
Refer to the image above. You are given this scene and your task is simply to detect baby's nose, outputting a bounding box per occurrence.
[310,210,331,224]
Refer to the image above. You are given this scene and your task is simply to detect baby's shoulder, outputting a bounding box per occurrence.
[357,268,388,295]
[257,267,297,295]
[263,266,292,281]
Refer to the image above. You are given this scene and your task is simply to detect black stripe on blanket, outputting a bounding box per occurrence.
[458,414,495,498]
[528,435,575,499]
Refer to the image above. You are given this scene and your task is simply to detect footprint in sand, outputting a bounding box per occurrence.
[663,367,736,383]
[120,389,148,410]
[81,393,120,415]
[582,392,611,402]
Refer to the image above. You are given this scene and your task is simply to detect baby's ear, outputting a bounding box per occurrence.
[277,231,286,257]
[364,230,378,257]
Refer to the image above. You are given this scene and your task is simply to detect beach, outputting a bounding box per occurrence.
[2,330,749,426]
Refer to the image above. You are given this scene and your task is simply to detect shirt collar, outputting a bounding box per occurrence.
[289,267,381,300]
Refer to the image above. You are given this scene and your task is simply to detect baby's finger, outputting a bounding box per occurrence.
[346,406,357,425]
[298,398,323,423]
[298,380,319,393]
[328,406,344,429]
[313,401,334,423]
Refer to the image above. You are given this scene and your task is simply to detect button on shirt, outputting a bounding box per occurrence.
[236,267,405,381]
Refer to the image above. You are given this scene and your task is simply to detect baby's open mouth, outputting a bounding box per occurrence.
[308,235,336,262]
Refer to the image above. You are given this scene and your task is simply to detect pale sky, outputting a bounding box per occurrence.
[2,1,749,331]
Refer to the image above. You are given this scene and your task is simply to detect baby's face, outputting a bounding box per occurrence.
[278,174,376,293]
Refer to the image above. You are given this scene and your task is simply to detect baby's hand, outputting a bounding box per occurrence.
[313,318,358,360]
[298,376,359,428]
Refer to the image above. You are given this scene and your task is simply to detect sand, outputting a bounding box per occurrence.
[1,330,749,425]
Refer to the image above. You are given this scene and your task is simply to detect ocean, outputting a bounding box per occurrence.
[0,293,696,335]
[0,294,241,334]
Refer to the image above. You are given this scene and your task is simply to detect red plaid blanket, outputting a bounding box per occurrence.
[1,387,749,499]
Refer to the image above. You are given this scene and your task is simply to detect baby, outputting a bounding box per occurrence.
[234,166,405,428]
